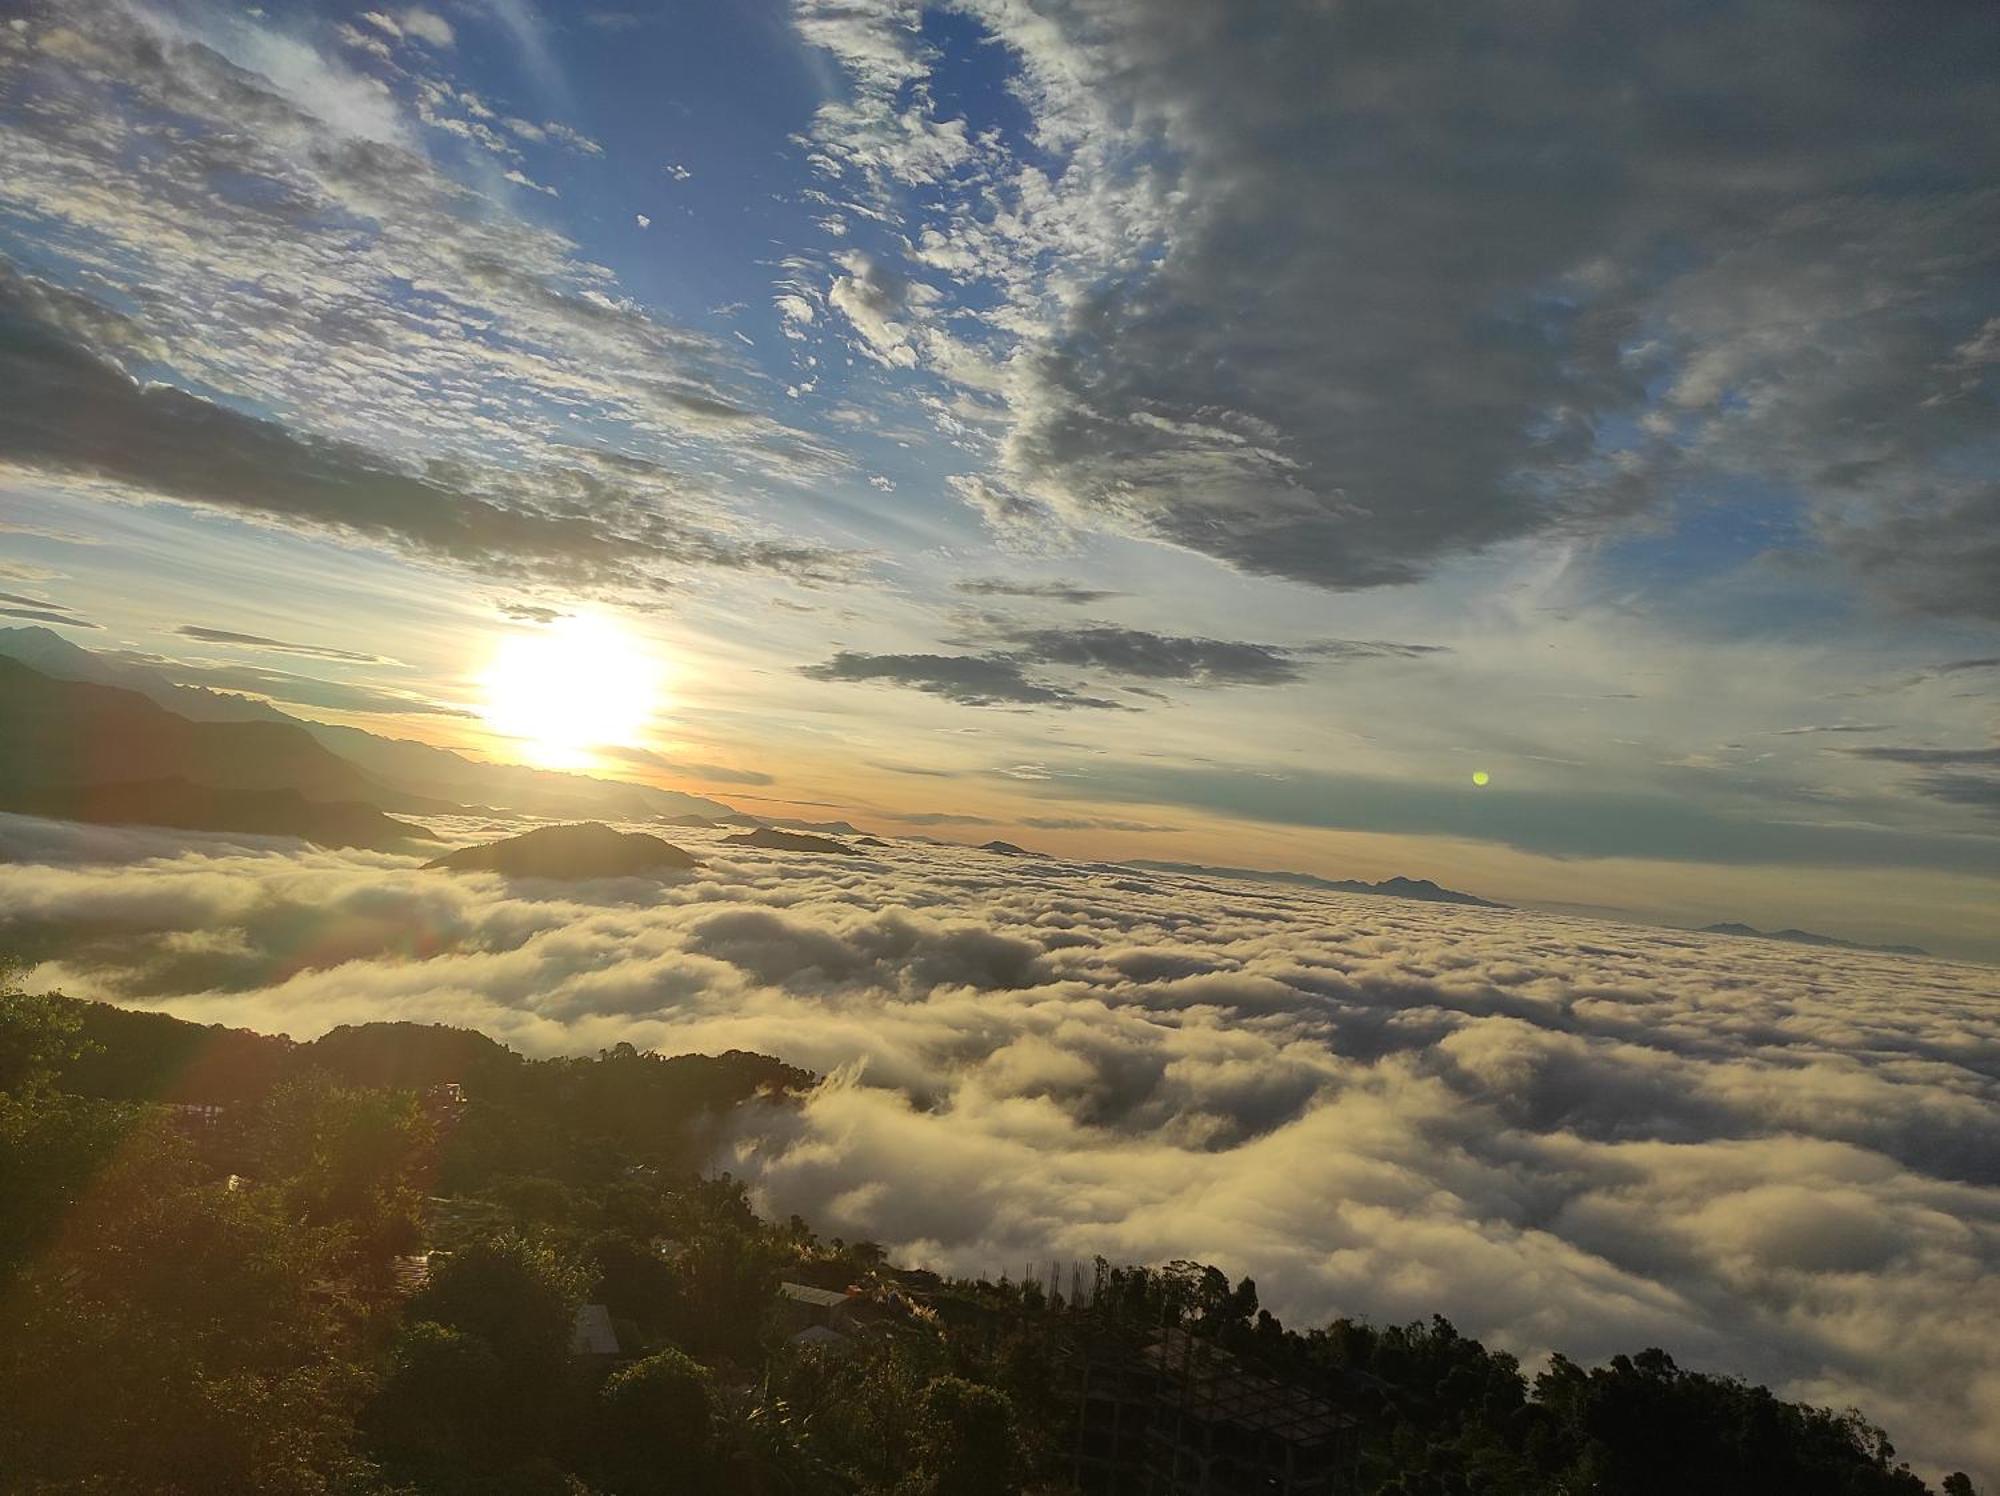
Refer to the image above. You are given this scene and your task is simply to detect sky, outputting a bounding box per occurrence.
[2,0,1999,955]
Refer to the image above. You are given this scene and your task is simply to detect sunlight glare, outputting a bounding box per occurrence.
[480,614,663,768]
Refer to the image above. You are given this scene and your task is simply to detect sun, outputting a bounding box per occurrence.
[480,613,663,768]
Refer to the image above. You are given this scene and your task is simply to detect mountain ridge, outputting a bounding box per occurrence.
[1699,922,1930,957]
[1126,858,1505,907]
[0,627,736,823]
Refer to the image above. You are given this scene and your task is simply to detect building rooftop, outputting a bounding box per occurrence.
[779,1281,853,1309]
[570,1303,621,1357]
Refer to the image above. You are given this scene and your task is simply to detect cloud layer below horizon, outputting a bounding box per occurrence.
[3,813,1996,1479]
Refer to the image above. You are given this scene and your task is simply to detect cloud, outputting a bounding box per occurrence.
[175,626,386,664]
[0,2,831,510]
[805,622,1403,708]
[2,816,1996,1477]
[503,167,559,197]
[988,624,1303,686]
[1912,774,2000,813]
[954,577,1123,604]
[791,1,2000,616]
[800,651,1124,709]
[396,8,455,49]
[0,593,97,628]
[0,267,850,588]
[355,9,453,52]
[1846,745,2000,767]
[116,656,468,718]
[598,745,776,787]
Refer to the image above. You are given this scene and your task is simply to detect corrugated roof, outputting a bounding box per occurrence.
[779,1281,852,1308]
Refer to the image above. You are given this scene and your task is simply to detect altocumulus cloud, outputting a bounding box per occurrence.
[0,6,853,591]
[0,268,851,590]
[2,813,1997,1477]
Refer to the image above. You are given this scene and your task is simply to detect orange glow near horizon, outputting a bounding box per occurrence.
[478,613,664,769]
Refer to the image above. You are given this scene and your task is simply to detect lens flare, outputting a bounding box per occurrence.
[1472,769,1490,786]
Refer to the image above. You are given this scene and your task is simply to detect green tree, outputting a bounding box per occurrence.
[0,955,86,1090]
[366,1320,510,1472]
[906,1376,1020,1496]
[365,1234,592,1485]
[0,1125,365,1493]
[407,1231,591,1378]
[258,1076,436,1267]
[596,1347,719,1494]
[667,1222,786,1360]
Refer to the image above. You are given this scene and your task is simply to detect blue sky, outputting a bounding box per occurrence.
[1,0,1997,954]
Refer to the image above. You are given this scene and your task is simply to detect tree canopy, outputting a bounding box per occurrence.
[0,976,1981,1496]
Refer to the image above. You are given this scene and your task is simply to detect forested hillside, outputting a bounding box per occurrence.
[0,965,1977,1496]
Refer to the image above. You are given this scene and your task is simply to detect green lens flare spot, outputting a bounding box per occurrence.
[1472,770,1490,786]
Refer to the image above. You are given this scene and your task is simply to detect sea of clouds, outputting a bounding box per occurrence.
[2,811,1996,1479]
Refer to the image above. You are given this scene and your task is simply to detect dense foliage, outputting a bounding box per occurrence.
[0,964,1980,1495]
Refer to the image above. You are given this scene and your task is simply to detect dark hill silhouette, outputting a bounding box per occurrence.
[721,826,855,855]
[31,993,815,1117]
[661,812,718,828]
[424,822,700,877]
[0,625,290,723]
[1701,922,1929,957]
[0,655,394,803]
[0,658,433,846]
[1128,858,1504,907]
[3,777,432,850]
[980,839,1042,857]
[0,628,737,823]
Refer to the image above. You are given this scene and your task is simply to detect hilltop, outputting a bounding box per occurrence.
[721,826,856,855]
[425,822,701,878]
[0,628,737,825]
[0,656,433,848]
[5,777,433,852]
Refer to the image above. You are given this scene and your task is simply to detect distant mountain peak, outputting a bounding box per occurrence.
[1125,858,1504,908]
[980,839,1039,856]
[1698,922,1928,957]
[425,823,700,878]
[721,826,855,855]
